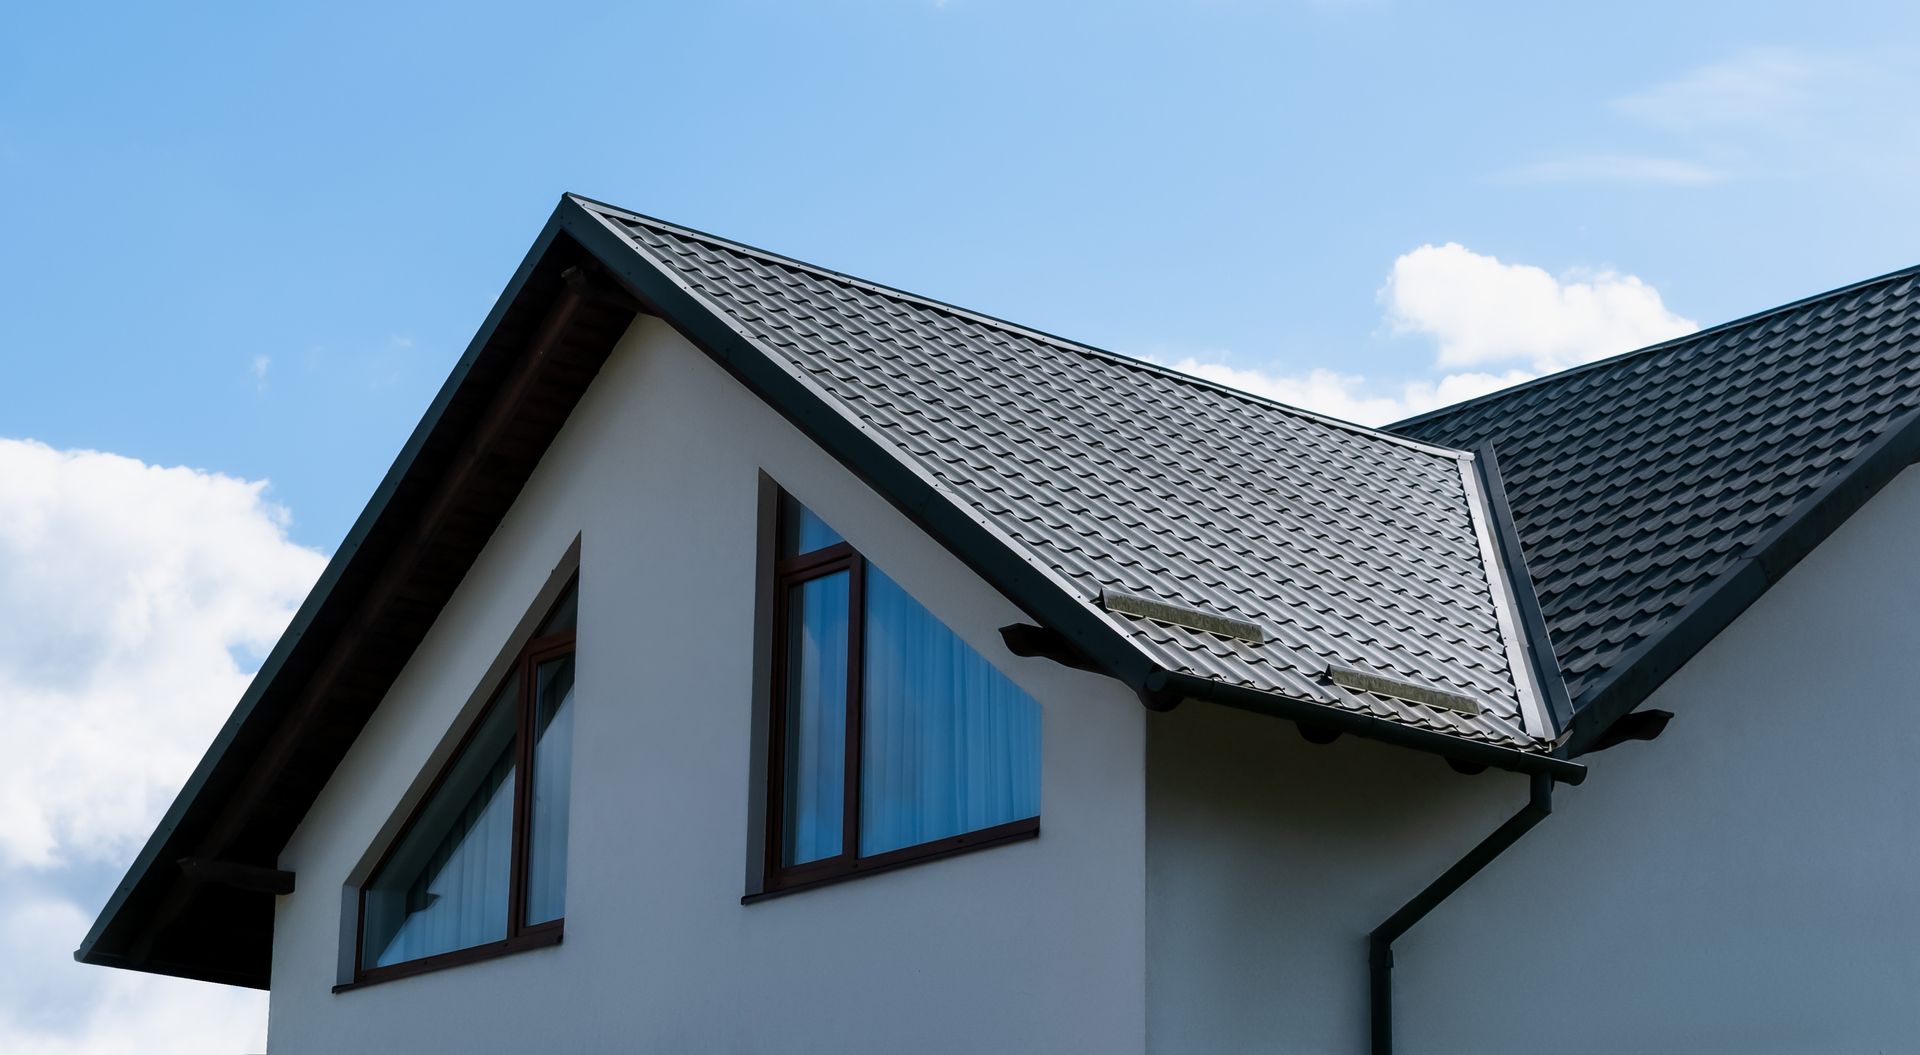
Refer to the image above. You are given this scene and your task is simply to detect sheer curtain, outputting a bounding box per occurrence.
[859,567,1041,856]
[783,571,849,865]
[361,691,518,969]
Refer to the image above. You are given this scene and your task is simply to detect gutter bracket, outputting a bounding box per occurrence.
[999,623,1104,674]
[1136,668,1185,712]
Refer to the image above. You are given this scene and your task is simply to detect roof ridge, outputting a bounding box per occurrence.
[566,193,1470,462]
[1392,260,1920,431]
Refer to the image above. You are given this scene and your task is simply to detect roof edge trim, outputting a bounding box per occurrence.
[1456,452,1556,739]
[1470,445,1575,734]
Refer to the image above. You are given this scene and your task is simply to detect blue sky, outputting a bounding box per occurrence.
[9,1,1920,551]
[4,1,1919,1050]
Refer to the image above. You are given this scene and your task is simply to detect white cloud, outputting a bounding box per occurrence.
[250,355,270,389]
[0,897,266,1055]
[1383,243,1696,373]
[0,438,323,1052]
[1157,242,1692,427]
[0,440,327,867]
[1502,155,1725,187]
[1611,48,1824,132]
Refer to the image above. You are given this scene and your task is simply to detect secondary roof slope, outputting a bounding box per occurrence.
[1397,265,1920,747]
[579,198,1561,753]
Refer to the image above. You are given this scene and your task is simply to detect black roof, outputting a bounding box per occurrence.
[584,200,1565,753]
[1397,265,1920,749]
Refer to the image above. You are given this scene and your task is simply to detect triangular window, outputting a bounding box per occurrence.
[355,580,577,981]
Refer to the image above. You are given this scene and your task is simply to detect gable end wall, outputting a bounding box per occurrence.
[270,315,1149,1054]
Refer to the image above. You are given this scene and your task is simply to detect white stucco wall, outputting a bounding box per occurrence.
[269,315,1148,1054]
[1147,466,1920,1053]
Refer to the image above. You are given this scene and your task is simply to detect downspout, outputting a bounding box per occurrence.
[1367,771,1555,1055]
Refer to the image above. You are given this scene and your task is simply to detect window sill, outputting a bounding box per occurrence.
[332,922,564,993]
[743,818,1039,904]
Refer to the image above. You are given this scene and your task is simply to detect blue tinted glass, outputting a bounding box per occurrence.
[779,493,845,557]
[859,566,1041,856]
[782,571,850,865]
[524,653,574,925]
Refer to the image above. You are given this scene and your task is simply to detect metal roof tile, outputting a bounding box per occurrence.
[584,200,1558,754]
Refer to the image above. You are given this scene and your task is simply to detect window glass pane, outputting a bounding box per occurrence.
[782,570,849,865]
[362,684,517,969]
[779,493,845,557]
[538,582,577,636]
[860,566,1041,857]
[524,653,575,925]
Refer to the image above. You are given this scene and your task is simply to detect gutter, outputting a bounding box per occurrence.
[1368,772,1554,1055]
[1141,671,1586,785]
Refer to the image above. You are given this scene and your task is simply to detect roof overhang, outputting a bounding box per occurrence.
[75,210,642,987]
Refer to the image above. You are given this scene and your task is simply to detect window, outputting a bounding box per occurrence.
[354,579,577,984]
[763,494,1040,893]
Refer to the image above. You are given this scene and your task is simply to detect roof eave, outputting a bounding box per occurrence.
[77,204,610,985]
[1146,670,1586,784]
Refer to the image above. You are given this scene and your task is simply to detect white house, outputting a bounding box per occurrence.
[78,195,1920,1053]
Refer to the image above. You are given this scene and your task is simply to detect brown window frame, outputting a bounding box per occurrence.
[342,578,577,990]
[760,509,1038,898]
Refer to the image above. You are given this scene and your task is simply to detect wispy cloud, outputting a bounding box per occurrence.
[1610,48,1825,132]
[1501,155,1725,187]
[1508,46,1920,187]
[1155,242,1695,426]
[250,354,270,391]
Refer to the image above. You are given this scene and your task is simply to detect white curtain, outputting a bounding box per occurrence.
[361,687,517,969]
[364,734,516,968]
[859,567,1040,857]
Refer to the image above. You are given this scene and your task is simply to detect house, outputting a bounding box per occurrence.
[77,194,1920,1053]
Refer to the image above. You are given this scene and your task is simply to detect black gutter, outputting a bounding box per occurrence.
[1369,771,1554,1055]
[1142,671,1586,785]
